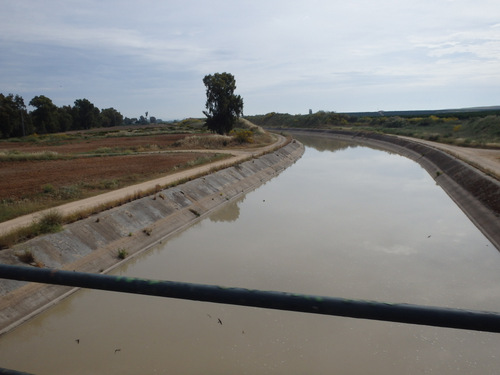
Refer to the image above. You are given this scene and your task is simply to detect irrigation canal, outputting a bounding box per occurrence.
[1,133,499,374]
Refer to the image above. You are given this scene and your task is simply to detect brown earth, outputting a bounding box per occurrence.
[0,132,286,236]
[0,133,188,153]
[0,133,217,200]
[0,153,218,200]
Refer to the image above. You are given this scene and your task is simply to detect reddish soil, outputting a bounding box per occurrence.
[0,133,217,200]
[0,153,213,200]
[0,133,190,154]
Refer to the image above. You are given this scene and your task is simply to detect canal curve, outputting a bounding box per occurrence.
[0,133,499,374]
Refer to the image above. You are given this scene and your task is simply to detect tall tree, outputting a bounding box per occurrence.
[57,105,74,132]
[0,94,32,138]
[29,95,58,134]
[72,99,100,129]
[203,72,243,135]
[100,107,123,127]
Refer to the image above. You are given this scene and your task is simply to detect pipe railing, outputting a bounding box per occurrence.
[1,264,500,333]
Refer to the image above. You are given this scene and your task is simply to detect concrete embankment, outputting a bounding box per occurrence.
[0,139,304,334]
[281,128,500,252]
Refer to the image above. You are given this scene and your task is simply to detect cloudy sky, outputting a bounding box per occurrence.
[1,0,499,120]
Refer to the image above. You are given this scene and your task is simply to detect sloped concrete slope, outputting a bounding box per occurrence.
[0,140,304,334]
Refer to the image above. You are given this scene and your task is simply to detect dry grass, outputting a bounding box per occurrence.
[16,249,35,264]
[173,134,234,149]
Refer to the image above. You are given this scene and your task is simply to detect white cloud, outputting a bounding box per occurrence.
[1,0,499,118]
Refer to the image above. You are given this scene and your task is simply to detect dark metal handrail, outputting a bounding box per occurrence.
[1,264,500,333]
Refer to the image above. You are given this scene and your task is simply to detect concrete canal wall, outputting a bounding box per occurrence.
[0,140,304,334]
[283,128,500,252]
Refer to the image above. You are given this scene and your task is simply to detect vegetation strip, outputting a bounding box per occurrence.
[247,108,500,148]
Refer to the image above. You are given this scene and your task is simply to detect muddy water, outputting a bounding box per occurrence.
[1,134,500,374]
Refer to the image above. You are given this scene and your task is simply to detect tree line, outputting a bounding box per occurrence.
[247,109,500,147]
[1,72,244,139]
[0,93,128,139]
[247,109,500,129]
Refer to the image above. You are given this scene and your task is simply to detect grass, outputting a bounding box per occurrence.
[37,210,64,233]
[0,150,65,161]
[16,249,35,264]
[172,134,234,148]
[117,248,128,259]
[0,210,63,249]
[0,124,194,146]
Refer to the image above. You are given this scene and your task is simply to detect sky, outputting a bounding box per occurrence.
[1,0,500,120]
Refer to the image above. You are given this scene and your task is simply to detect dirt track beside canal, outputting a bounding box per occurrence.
[0,138,304,334]
[2,129,500,335]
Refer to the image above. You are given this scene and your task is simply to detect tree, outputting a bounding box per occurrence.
[29,95,58,134]
[202,72,243,135]
[0,94,32,138]
[72,99,100,129]
[57,105,73,132]
[100,108,123,127]
[123,117,134,125]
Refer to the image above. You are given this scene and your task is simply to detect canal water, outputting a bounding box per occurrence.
[1,134,500,374]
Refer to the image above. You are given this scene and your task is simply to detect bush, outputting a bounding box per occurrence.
[230,129,254,144]
[172,134,233,148]
[37,209,63,234]
[17,249,35,264]
[42,183,55,194]
[117,248,128,259]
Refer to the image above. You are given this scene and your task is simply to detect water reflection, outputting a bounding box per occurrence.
[0,134,499,374]
[209,194,245,223]
[291,133,359,153]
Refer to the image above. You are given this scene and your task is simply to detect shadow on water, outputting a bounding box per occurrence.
[209,194,245,223]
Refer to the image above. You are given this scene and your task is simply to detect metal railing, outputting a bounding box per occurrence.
[1,264,500,333]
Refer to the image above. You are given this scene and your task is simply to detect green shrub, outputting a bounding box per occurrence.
[42,183,55,194]
[117,248,128,259]
[37,209,63,234]
[59,185,82,199]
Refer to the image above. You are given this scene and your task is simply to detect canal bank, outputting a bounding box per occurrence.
[0,139,304,334]
[279,128,500,252]
[2,132,499,375]
[2,128,499,336]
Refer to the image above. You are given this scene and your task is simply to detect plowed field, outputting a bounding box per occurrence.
[0,133,218,201]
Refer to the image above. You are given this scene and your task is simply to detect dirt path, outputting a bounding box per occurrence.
[0,136,301,334]
[398,136,500,180]
[0,134,287,237]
